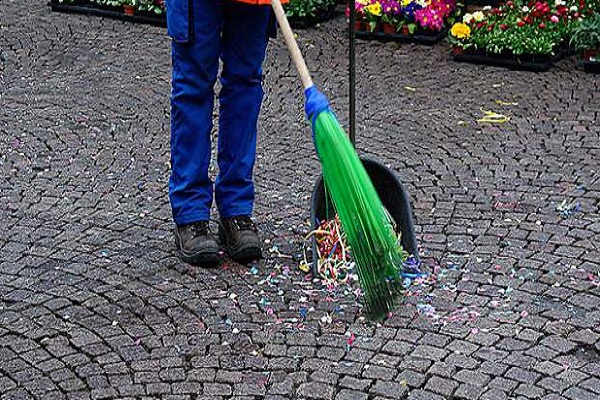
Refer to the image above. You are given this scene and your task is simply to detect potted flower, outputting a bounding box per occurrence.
[123,0,137,16]
[364,0,383,32]
[448,21,471,54]
[414,0,455,33]
[570,13,600,62]
[400,0,424,35]
[353,0,368,31]
[381,0,401,34]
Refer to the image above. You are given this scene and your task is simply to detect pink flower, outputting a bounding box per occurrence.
[550,15,559,22]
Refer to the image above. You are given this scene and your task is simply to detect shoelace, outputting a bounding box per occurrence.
[228,216,256,232]
[189,221,210,236]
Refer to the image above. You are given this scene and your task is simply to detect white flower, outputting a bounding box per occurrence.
[570,5,578,12]
[522,6,529,12]
[554,0,565,6]
[483,5,492,10]
[473,11,485,22]
[463,13,474,24]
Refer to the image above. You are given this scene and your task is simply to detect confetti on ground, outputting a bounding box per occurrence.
[346,332,356,351]
[556,199,581,218]
[477,108,510,123]
[495,100,518,106]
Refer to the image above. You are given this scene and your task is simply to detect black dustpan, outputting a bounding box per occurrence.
[309,8,420,272]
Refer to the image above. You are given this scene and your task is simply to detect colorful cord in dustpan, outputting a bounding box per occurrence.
[307,216,356,287]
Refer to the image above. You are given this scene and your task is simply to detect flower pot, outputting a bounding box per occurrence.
[382,22,396,35]
[402,25,410,36]
[123,4,135,16]
[452,46,465,55]
[583,49,598,62]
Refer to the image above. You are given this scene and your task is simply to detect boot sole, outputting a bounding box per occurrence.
[174,233,219,267]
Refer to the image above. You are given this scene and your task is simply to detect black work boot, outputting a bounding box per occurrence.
[218,216,261,262]
[174,221,219,266]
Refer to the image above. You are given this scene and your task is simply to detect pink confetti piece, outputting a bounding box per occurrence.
[347,333,356,348]
[520,311,528,318]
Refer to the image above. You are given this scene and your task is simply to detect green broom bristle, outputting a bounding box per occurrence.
[313,110,405,319]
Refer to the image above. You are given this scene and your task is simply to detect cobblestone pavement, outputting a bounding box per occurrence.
[1,1,599,399]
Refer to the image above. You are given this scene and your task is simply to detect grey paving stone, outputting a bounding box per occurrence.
[505,367,541,384]
[296,382,335,400]
[580,377,600,394]
[203,383,232,397]
[489,377,519,393]
[454,383,486,399]
[335,389,368,400]
[481,388,509,400]
[369,380,409,399]
[396,369,426,387]
[539,377,571,393]
[406,389,445,400]
[563,387,598,400]
[455,369,490,387]
[557,370,589,385]
[425,375,458,397]
[514,383,546,399]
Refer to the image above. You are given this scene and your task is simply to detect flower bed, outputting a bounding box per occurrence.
[285,0,338,29]
[50,0,165,26]
[353,0,460,44]
[448,0,600,70]
[570,11,600,72]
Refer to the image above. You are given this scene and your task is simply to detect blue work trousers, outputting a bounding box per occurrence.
[166,0,271,225]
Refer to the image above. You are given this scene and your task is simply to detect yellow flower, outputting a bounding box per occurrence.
[451,22,471,39]
[365,2,382,16]
[401,0,411,5]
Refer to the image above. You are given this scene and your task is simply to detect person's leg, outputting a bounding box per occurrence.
[216,2,271,261]
[169,0,222,225]
[216,1,271,219]
[168,0,222,264]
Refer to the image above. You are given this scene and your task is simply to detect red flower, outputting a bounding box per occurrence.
[539,22,546,28]
[500,24,509,30]
[517,21,525,27]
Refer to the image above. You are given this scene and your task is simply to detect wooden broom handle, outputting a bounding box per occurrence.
[271,0,314,90]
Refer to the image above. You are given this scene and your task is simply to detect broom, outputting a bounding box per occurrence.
[271,0,405,318]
